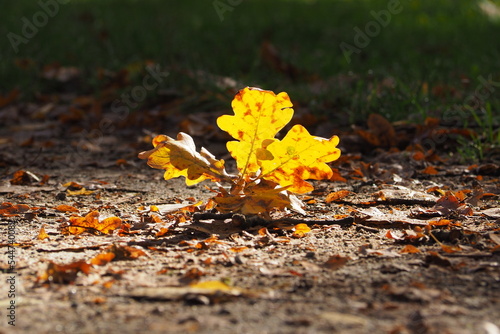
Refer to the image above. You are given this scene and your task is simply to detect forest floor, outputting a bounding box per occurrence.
[1,97,499,334]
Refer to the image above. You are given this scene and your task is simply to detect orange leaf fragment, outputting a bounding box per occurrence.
[441,244,461,253]
[428,219,453,226]
[329,168,347,182]
[0,202,31,217]
[38,260,92,284]
[399,245,421,254]
[258,227,268,236]
[421,166,439,175]
[325,190,353,203]
[55,204,79,212]
[155,227,170,237]
[62,181,83,189]
[67,188,94,196]
[292,223,311,238]
[385,230,404,240]
[90,252,115,266]
[229,246,249,252]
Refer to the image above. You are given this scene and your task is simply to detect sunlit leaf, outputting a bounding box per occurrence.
[217,87,294,177]
[441,244,461,253]
[140,87,341,215]
[138,133,229,186]
[189,280,232,291]
[259,124,341,193]
[67,188,94,196]
[90,252,116,266]
[10,170,34,185]
[62,211,122,235]
[55,204,79,212]
[292,223,311,238]
[325,190,353,203]
[37,225,50,240]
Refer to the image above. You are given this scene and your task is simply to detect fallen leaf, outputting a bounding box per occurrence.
[155,227,170,237]
[55,204,80,213]
[323,254,350,270]
[62,211,122,235]
[10,170,36,185]
[357,113,397,147]
[67,188,94,196]
[140,87,341,215]
[325,190,353,203]
[399,245,421,254]
[329,168,347,182]
[229,246,248,252]
[38,260,92,284]
[37,225,50,240]
[421,166,439,175]
[0,202,31,217]
[90,252,116,266]
[292,223,311,238]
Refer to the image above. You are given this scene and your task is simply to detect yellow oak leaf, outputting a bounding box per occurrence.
[259,124,341,194]
[138,132,229,186]
[217,87,294,177]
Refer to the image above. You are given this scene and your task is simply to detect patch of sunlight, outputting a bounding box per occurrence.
[478,0,500,21]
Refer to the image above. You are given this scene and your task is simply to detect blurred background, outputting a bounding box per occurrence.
[1,0,500,162]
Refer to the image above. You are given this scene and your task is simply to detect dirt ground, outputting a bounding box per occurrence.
[1,109,500,334]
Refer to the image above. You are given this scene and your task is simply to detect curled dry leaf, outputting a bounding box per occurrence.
[61,211,123,235]
[37,225,50,240]
[139,132,230,185]
[292,223,311,238]
[399,245,421,254]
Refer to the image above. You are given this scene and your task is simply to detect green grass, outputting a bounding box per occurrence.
[1,0,500,130]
